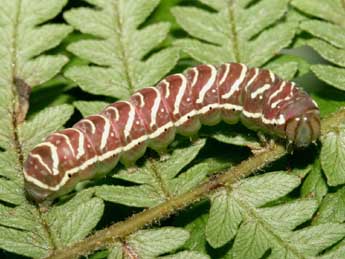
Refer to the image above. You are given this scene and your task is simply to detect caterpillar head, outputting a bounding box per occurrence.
[285,109,320,148]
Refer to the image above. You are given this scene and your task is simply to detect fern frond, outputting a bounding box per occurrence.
[74,100,110,117]
[95,139,209,207]
[291,0,345,91]
[0,1,91,257]
[172,0,298,78]
[108,227,209,259]
[206,172,345,258]
[64,0,179,99]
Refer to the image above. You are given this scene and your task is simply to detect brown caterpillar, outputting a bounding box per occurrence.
[23,62,320,203]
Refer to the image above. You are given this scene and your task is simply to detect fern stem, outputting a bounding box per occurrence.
[112,1,135,94]
[9,1,57,251]
[45,108,345,259]
[10,0,23,167]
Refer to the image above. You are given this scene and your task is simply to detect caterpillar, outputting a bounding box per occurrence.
[23,62,320,203]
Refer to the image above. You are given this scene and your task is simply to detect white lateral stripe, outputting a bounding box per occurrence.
[262,114,285,125]
[83,119,96,134]
[52,132,75,157]
[30,154,53,175]
[35,142,59,175]
[245,68,259,91]
[150,88,161,128]
[69,128,85,159]
[242,110,261,119]
[268,81,286,106]
[222,64,247,99]
[221,103,243,111]
[173,74,187,115]
[148,121,174,139]
[124,101,135,139]
[219,63,230,85]
[196,65,217,104]
[191,67,199,87]
[250,84,271,99]
[99,115,111,150]
[26,102,249,191]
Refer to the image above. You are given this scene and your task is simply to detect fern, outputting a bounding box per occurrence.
[63,0,179,99]
[171,0,302,79]
[0,0,74,257]
[290,1,345,186]
[0,1,345,259]
[291,0,345,91]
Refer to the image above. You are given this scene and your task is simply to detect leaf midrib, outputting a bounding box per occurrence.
[9,0,23,166]
[227,0,240,62]
[7,0,57,252]
[112,0,135,95]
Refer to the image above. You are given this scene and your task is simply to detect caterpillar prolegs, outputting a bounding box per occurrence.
[24,62,320,203]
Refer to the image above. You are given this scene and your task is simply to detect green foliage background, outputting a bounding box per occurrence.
[0,0,345,258]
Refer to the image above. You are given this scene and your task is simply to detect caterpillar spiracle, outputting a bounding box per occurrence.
[24,62,320,203]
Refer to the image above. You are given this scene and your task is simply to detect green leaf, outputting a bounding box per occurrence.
[0,151,21,180]
[108,228,197,259]
[0,1,71,256]
[232,220,269,259]
[289,224,345,256]
[172,0,296,66]
[0,0,70,150]
[0,226,49,258]
[0,178,25,205]
[177,208,209,255]
[292,0,345,91]
[311,65,345,91]
[291,0,345,27]
[170,163,209,196]
[320,124,345,186]
[206,188,242,248]
[95,185,162,208]
[74,100,109,117]
[320,239,345,259]
[308,39,345,67]
[234,171,301,207]
[257,200,318,231]
[264,54,311,80]
[160,251,210,259]
[64,0,179,99]
[314,187,345,225]
[265,59,298,81]
[203,124,260,149]
[301,159,327,203]
[300,20,345,49]
[18,104,74,157]
[108,243,123,259]
[0,204,52,258]
[96,140,206,207]
[127,227,189,258]
[204,172,331,258]
[46,192,104,247]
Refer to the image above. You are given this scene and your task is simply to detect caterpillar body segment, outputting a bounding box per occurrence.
[23,63,320,202]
